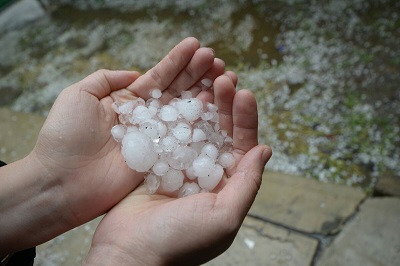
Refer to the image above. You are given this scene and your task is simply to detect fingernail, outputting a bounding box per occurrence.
[262,146,271,164]
[201,78,213,87]
[209,47,215,55]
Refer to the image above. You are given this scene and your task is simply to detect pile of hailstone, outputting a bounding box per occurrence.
[111,89,235,197]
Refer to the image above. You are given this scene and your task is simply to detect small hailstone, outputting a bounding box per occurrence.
[201,144,219,160]
[198,163,224,191]
[172,122,192,142]
[201,78,213,87]
[168,146,197,170]
[111,125,126,142]
[192,128,206,142]
[160,169,184,192]
[161,136,179,152]
[176,98,203,121]
[157,122,167,138]
[139,120,159,140]
[147,98,161,108]
[185,166,197,180]
[201,112,214,121]
[178,182,200,197]
[159,105,178,121]
[122,131,158,172]
[224,136,233,143]
[152,161,169,176]
[206,102,218,112]
[118,101,135,115]
[145,173,160,194]
[192,154,215,178]
[131,105,152,123]
[148,106,158,117]
[150,88,162,99]
[218,152,235,168]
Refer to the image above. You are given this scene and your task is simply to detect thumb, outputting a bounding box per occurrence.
[217,145,272,220]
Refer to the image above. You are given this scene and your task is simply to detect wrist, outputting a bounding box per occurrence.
[85,243,163,266]
[0,153,71,254]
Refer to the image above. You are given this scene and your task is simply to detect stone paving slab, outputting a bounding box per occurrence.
[317,197,400,266]
[250,171,366,234]
[206,217,318,266]
[0,108,45,163]
[375,173,400,197]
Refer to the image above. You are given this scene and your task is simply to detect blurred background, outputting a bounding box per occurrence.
[0,0,399,265]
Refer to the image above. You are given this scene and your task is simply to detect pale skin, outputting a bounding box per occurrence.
[0,37,272,265]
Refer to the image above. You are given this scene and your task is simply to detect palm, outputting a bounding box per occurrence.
[89,75,269,265]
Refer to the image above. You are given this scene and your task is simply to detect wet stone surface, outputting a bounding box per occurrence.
[317,198,400,266]
[250,171,366,234]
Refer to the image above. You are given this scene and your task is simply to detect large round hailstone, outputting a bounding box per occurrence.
[122,131,158,172]
[176,98,203,121]
[198,163,224,191]
[161,169,184,192]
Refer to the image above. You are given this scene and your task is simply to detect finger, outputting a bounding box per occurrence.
[217,145,272,220]
[224,71,238,86]
[127,37,200,99]
[158,47,214,103]
[79,70,140,99]
[188,58,226,97]
[232,90,258,153]
[214,75,236,137]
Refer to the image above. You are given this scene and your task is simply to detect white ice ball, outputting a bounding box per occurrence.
[122,131,158,172]
[201,144,219,160]
[172,122,192,142]
[192,154,215,178]
[198,163,224,191]
[159,105,178,121]
[161,136,179,152]
[168,146,197,170]
[176,98,203,121]
[192,128,206,142]
[152,161,170,176]
[145,173,160,194]
[160,169,184,192]
[218,152,235,168]
[178,182,201,197]
[111,124,126,142]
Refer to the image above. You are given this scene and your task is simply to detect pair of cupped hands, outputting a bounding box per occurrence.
[3,37,271,265]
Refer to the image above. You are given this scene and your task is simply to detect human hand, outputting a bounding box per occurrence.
[84,73,272,265]
[28,38,224,237]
